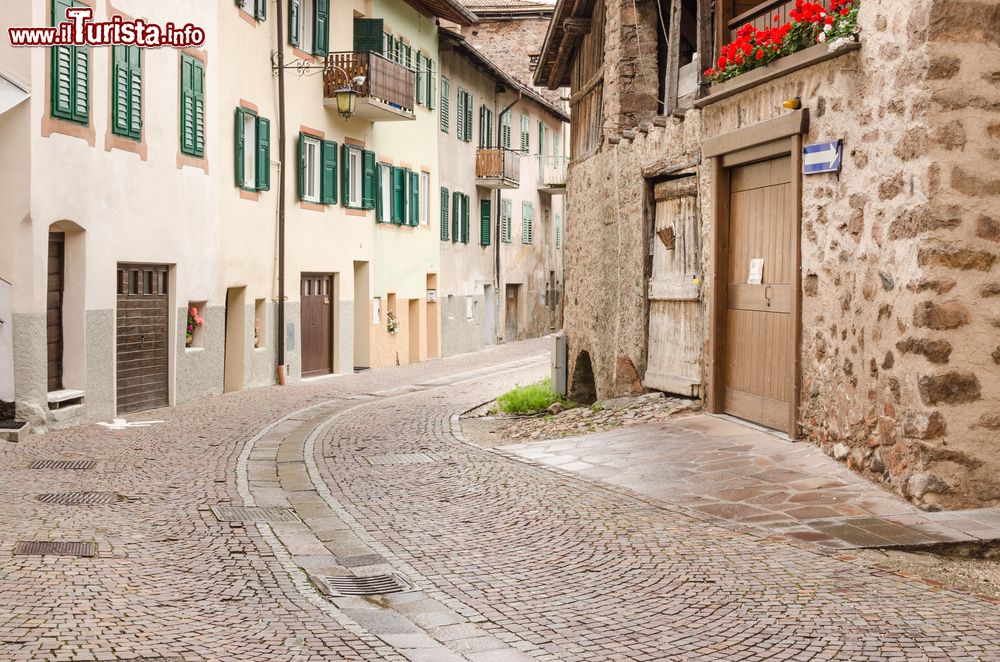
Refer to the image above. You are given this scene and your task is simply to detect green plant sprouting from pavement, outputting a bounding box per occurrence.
[494,378,574,415]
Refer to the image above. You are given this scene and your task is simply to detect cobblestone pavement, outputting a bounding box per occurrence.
[4,337,1000,660]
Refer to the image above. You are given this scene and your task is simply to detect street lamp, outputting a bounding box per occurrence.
[329,68,366,120]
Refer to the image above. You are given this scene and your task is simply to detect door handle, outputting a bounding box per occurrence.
[764,285,773,308]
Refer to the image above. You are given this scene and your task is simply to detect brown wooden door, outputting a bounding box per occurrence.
[645,177,703,397]
[723,157,794,430]
[301,275,333,377]
[116,264,169,414]
[47,232,65,392]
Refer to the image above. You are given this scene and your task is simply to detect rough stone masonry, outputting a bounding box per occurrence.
[559,0,1000,509]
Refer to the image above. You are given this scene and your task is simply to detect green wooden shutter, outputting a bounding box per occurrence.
[112,46,129,135]
[321,140,338,204]
[52,0,89,123]
[464,194,471,243]
[520,114,529,152]
[314,0,329,55]
[409,170,420,226]
[555,214,561,248]
[455,90,464,141]
[289,0,300,45]
[180,55,195,154]
[440,187,449,240]
[440,78,449,132]
[427,59,435,110]
[501,112,511,149]
[501,198,512,242]
[391,167,405,223]
[362,150,376,210]
[297,132,306,199]
[538,121,547,157]
[127,46,141,138]
[256,116,270,191]
[340,144,350,206]
[415,52,424,106]
[193,59,205,156]
[486,109,493,148]
[480,199,491,246]
[353,18,384,53]
[255,0,266,20]
[478,106,485,148]
[521,202,533,243]
[451,191,460,242]
[464,93,473,143]
[235,107,246,187]
[375,164,384,222]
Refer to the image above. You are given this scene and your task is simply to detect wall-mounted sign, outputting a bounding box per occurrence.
[427,289,437,303]
[803,140,843,175]
[747,258,764,285]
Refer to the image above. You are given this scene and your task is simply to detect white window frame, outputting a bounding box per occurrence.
[348,147,362,208]
[299,0,315,54]
[303,136,321,203]
[380,163,391,220]
[242,112,256,189]
[420,172,430,225]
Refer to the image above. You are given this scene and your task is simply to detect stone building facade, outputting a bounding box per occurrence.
[536,0,1000,508]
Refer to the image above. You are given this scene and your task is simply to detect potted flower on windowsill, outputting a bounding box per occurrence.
[704,0,860,85]
[185,306,205,348]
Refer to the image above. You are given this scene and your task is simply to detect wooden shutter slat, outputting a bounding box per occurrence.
[257,116,270,190]
[314,0,329,55]
[440,187,449,240]
[362,150,376,210]
[480,199,491,246]
[235,107,246,187]
[321,140,338,204]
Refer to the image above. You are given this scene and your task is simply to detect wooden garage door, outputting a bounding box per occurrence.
[47,232,65,392]
[724,157,794,430]
[301,274,333,377]
[116,265,169,415]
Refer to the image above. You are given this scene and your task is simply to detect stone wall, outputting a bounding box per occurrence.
[562,0,1000,508]
[465,17,564,106]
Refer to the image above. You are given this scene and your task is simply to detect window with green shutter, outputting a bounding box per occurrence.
[289,0,300,45]
[440,187,450,241]
[451,191,460,242]
[314,0,329,55]
[289,0,328,55]
[391,167,406,223]
[461,194,471,244]
[362,150,376,210]
[500,111,511,149]
[455,89,465,141]
[180,54,205,157]
[415,52,425,106]
[520,113,530,153]
[408,171,420,226]
[555,213,561,248]
[235,0,266,20]
[353,18,384,53]
[521,201,533,243]
[480,199,491,247]
[320,139,338,204]
[111,44,140,139]
[235,109,271,191]
[256,116,270,190]
[51,0,89,125]
[440,77,450,133]
[501,198,512,242]
[426,58,435,110]
[538,121,547,157]
[464,92,473,144]
[479,106,493,148]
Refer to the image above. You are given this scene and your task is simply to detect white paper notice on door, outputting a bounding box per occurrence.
[747,258,764,285]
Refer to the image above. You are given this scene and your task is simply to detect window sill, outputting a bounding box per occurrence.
[185,346,205,354]
[696,38,861,108]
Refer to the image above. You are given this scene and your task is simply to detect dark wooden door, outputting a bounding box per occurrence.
[301,274,333,376]
[116,264,169,414]
[47,232,65,392]
[723,157,794,430]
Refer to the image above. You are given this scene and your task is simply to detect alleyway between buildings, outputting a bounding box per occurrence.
[3,338,1000,661]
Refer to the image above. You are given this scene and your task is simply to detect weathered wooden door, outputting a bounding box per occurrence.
[301,274,333,377]
[116,264,169,414]
[644,177,703,397]
[504,284,519,341]
[47,232,65,392]
[724,156,794,430]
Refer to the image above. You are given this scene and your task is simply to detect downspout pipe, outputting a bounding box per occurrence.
[496,90,521,342]
[275,0,288,382]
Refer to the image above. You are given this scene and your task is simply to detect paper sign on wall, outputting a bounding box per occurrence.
[747,258,764,285]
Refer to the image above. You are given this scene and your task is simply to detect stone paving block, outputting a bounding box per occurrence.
[343,608,424,635]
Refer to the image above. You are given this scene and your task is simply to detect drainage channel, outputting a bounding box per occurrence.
[234,355,547,661]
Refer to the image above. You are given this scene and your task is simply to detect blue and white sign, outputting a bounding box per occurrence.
[802,140,843,175]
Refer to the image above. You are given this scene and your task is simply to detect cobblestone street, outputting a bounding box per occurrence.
[3,338,1000,661]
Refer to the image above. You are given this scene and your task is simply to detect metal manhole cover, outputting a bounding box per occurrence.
[36,492,124,505]
[13,541,96,557]
[30,459,96,470]
[210,505,300,523]
[320,573,416,597]
[364,453,441,466]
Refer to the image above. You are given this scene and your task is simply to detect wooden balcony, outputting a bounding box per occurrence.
[324,51,415,122]
[538,156,568,195]
[728,0,833,40]
[476,148,520,189]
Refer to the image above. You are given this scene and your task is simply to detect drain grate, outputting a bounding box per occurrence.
[364,453,441,466]
[36,492,123,506]
[0,420,28,430]
[13,541,96,557]
[30,459,96,470]
[210,505,300,523]
[319,573,416,597]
